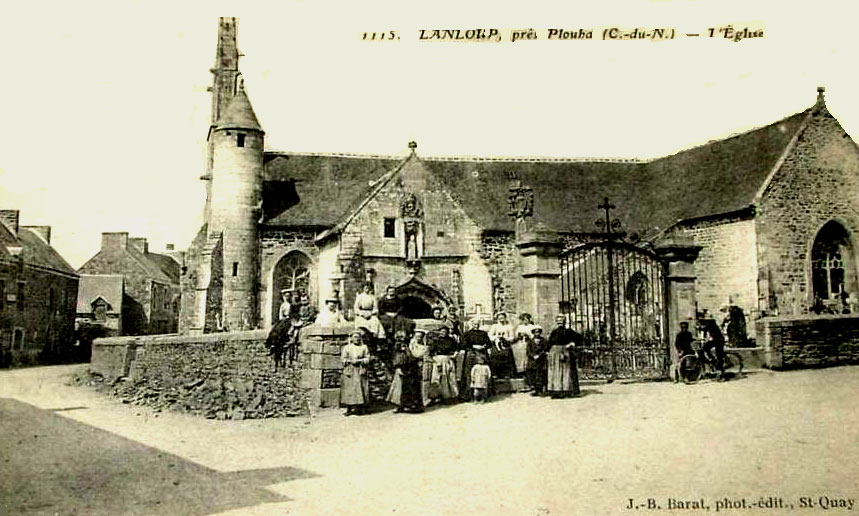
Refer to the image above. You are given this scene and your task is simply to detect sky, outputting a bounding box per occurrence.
[1,0,858,268]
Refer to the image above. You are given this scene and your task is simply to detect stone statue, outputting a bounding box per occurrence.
[400,193,423,260]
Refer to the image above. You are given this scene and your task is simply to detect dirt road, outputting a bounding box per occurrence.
[2,365,858,515]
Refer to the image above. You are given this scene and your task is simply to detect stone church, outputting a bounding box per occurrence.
[180,17,859,358]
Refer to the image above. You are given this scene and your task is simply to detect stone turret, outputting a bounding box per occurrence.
[208,78,264,330]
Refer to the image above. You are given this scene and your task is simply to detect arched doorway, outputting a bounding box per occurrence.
[399,296,433,319]
[811,221,856,311]
[272,251,313,323]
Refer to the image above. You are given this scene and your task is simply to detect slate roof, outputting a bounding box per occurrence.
[16,228,78,275]
[260,106,813,237]
[145,252,181,283]
[263,153,401,227]
[76,274,123,314]
[216,89,262,131]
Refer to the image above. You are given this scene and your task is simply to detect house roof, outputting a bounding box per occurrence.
[17,228,77,275]
[260,105,813,237]
[145,252,181,283]
[76,274,123,314]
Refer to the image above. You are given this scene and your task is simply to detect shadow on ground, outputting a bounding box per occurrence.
[0,398,317,516]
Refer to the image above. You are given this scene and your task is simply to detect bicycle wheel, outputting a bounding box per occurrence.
[678,354,702,383]
[722,351,743,379]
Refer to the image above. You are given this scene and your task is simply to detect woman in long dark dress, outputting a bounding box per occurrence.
[459,318,491,401]
[546,315,581,398]
[387,329,424,413]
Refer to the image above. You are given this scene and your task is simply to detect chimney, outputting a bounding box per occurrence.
[0,210,20,235]
[166,243,175,251]
[129,237,149,254]
[101,232,129,250]
[22,226,51,244]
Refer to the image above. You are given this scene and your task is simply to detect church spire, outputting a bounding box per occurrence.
[209,17,241,126]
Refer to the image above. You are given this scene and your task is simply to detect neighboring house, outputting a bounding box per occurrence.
[0,210,79,366]
[75,274,124,337]
[78,233,180,335]
[180,18,859,348]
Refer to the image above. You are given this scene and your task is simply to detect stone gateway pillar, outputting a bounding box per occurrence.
[517,227,564,331]
[656,236,702,376]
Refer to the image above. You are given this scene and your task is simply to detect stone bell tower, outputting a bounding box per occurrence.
[205,17,264,330]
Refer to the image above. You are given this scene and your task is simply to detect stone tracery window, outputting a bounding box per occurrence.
[811,221,855,308]
[272,251,312,322]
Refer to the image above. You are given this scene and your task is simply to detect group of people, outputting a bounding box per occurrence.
[335,284,584,416]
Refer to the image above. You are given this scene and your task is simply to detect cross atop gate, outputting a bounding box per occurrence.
[595,197,624,240]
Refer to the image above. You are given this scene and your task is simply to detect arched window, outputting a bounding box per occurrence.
[811,221,856,308]
[272,251,312,322]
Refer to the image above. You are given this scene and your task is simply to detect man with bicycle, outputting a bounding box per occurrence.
[673,322,695,383]
[701,319,727,380]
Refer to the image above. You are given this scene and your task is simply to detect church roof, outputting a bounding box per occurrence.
[260,106,812,237]
[216,88,262,131]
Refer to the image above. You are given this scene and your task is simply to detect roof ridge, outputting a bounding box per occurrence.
[651,108,812,163]
[266,109,812,165]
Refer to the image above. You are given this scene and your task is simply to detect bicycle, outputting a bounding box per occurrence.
[675,341,743,383]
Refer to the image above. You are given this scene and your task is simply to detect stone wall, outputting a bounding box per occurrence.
[757,106,859,316]
[0,258,79,366]
[178,225,207,334]
[259,228,317,328]
[91,330,306,418]
[297,324,351,407]
[755,314,859,369]
[90,324,354,415]
[479,232,520,316]
[679,217,759,337]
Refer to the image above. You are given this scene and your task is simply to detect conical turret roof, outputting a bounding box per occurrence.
[216,87,262,131]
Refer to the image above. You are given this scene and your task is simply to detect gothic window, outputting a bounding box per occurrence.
[272,251,313,322]
[626,271,650,315]
[811,221,855,305]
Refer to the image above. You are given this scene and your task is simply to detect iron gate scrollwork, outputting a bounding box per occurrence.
[559,241,669,380]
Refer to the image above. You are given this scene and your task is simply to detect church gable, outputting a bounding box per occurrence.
[339,151,484,259]
[755,97,859,316]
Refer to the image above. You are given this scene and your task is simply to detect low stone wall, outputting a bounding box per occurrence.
[90,330,306,419]
[90,324,355,415]
[756,314,859,369]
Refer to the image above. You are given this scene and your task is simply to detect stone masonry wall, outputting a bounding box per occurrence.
[756,314,859,369]
[91,330,306,419]
[680,218,759,338]
[757,106,859,316]
[479,233,520,317]
[90,324,354,414]
[259,228,318,328]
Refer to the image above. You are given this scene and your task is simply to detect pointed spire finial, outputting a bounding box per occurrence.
[817,86,826,105]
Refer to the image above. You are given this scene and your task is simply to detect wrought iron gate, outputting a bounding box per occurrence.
[559,241,669,380]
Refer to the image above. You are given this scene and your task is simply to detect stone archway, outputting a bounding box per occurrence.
[810,220,856,312]
[393,277,451,319]
[271,251,313,324]
[399,296,433,319]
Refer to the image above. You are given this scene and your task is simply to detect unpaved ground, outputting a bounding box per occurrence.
[2,365,858,515]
